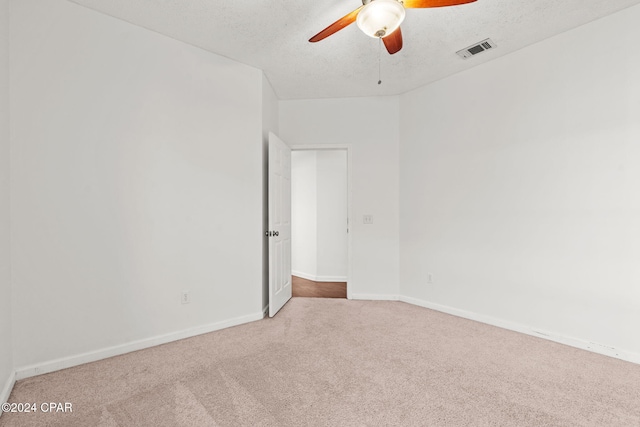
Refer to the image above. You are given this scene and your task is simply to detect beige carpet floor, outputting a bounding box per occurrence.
[1,298,640,426]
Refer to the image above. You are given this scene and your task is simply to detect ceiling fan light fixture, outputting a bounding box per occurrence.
[356,0,406,38]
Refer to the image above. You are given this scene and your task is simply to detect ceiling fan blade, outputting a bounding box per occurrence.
[383,27,403,55]
[403,0,476,8]
[309,6,363,42]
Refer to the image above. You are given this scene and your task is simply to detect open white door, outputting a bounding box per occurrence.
[268,132,292,317]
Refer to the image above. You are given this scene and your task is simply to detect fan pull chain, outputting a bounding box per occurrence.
[378,37,382,85]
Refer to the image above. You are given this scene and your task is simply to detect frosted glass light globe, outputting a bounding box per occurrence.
[356,0,406,38]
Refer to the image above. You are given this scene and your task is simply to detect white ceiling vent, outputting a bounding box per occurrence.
[456,38,496,59]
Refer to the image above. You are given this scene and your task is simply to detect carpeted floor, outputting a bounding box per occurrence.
[2,298,639,426]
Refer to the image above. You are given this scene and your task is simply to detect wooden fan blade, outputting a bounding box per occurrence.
[383,27,403,55]
[403,0,476,8]
[309,6,363,42]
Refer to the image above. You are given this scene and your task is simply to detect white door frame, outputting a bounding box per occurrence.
[290,144,352,299]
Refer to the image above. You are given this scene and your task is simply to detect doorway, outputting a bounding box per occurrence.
[290,146,351,299]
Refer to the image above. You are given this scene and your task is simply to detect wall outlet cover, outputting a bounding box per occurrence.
[181,291,190,304]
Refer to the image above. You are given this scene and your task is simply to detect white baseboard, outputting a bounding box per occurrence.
[350,293,400,301]
[400,295,640,365]
[262,304,269,318]
[15,310,265,381]
[292,270,347,283]
[317,275,348,282]
[291,270,316,281]
[0,370,16,410]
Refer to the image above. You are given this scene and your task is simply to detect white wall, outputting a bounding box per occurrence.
[262,75,279,312]
[280,97,400,299]
[291,149,347,281]
[291,150,317,279]
[0,0,13,406]
[10,0,263,372]
[316,150,348,280]
[399,3,640,359]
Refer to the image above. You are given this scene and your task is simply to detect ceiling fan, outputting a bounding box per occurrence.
[309,0,477,55]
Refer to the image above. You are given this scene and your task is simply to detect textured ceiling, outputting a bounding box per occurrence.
[68,0,640,99]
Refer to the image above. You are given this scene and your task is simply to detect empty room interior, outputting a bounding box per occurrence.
[1,0,640,425]
[291,148,348,299]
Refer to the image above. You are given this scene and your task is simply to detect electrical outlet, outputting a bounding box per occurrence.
[181,291,190,304]
[427,273,434,284]
[363,214,374,224]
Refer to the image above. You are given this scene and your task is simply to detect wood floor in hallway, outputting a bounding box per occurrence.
[292,275,346,298]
